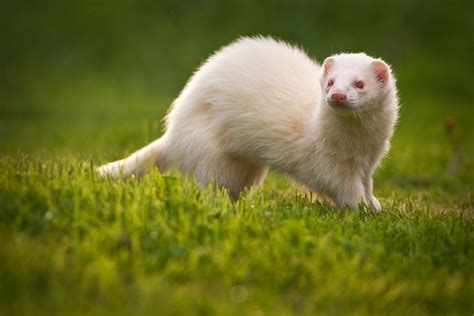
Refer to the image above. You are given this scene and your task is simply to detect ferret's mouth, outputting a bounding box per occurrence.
[328,99,355,110]
[329,100,351,107]
[327,100,360,116]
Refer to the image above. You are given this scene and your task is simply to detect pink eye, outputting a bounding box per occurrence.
[355,80,364,89]
[327,79,334,87]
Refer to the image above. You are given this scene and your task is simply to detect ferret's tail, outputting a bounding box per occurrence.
[97,137,168,179]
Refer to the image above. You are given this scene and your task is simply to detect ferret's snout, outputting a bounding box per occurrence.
[330,92,347,103]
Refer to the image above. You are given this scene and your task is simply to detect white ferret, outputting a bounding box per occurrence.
[98,36,399,210]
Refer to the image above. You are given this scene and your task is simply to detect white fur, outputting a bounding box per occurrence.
[97,36,399,210]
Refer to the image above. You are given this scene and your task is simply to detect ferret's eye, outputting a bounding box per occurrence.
[355,80,365,89]
[327,79,334,87]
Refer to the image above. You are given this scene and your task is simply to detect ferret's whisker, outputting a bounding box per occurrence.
[355,108,369,131]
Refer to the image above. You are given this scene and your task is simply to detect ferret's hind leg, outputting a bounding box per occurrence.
[195,155,268,200]
[332,177,366,211]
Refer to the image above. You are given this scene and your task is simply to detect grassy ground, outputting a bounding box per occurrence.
[1,94,473,315]
[1,1,473,315]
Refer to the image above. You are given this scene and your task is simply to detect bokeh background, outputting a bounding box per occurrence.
[1,0,473,157]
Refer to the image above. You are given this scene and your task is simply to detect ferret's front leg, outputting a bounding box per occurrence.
[363,174,381,211]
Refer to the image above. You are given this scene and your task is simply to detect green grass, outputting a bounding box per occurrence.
[1,95,473,315]
[1,159,473,316]
[1,1,474,315]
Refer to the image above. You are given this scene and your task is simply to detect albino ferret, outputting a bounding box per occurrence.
[98,36,399,210]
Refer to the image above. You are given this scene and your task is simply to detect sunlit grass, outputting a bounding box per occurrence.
[1,144,473,315]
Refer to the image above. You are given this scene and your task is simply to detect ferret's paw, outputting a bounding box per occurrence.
[370,196,382,211]
[335,199,360,212]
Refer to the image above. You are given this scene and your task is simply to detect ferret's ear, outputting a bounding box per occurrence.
[322,57,334,77]
[371,59,390,85]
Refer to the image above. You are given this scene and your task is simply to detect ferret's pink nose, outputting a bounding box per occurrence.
[331,92,347,103]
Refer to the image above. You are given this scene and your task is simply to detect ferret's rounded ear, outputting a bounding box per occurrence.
[322,57,334,77]
[371,59,390,85]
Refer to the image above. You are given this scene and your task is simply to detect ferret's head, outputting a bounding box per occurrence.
[319,53,394,116]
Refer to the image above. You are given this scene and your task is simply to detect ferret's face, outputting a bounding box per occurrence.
[319,53,392,116]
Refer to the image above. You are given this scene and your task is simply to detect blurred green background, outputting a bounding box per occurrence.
[1,0,473,158]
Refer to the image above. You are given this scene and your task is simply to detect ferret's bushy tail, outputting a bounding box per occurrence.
[97,137,168,179]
